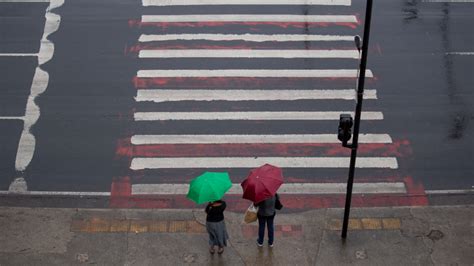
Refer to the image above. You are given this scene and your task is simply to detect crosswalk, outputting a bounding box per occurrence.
[141,0,353,6]
[116,0,417,209]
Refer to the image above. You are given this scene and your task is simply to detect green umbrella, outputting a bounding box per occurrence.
[187,172,232,204]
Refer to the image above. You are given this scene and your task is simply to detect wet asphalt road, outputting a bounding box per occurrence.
[0,0,472,207]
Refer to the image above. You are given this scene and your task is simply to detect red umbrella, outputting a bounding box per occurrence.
[241,164,283,203]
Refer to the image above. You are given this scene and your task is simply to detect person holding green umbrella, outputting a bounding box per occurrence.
[187,172,232,254]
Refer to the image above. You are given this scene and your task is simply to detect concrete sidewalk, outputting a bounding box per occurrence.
[0,205,472,265]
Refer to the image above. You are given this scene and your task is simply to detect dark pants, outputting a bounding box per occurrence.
[257,214,275,245]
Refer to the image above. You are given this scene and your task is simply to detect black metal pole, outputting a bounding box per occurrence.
[341,0,373,239]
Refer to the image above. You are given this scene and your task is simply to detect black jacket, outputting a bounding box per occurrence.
[205,201,226,222]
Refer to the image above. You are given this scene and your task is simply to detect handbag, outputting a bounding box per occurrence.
[275,194,283,210]
[244,203,258,223]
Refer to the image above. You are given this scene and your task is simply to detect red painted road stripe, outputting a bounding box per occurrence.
[132,77,376,88]
[110,176,131,208]
[120,141,411,158]
[109,176,427,210]
[403,175,429,206]
[129,20,359,30]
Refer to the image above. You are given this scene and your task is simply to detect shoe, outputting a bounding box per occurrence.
[209,246,215,254]
[256,240,263,247]
[217,247,224,254]
[269,243,274,247]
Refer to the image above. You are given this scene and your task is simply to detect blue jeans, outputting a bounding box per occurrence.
[257,214,275,245]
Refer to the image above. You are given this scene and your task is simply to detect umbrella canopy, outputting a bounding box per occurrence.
[241,164,283,203]
[187,172,232,204]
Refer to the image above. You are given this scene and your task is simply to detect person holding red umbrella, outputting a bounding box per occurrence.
[241,164,284,247]
[255,194,279,247]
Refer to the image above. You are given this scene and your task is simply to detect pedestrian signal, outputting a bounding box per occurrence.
[338,114,353,145]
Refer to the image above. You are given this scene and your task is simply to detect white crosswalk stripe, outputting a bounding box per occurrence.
[139,49,360,59]
[134,111,384,121]
[135,89,377,102]
[131,134,393,144]
[130,157,399,170]
[142,0,352,6]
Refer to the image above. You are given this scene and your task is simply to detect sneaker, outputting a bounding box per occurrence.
[269,243,274,248]
[256,240,263,247]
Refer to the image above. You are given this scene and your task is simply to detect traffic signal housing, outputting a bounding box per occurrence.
[338,114,353,146]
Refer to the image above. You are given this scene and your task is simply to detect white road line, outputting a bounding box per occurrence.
[423,0,474,2]
[142,0,352,6]
[425,189,474,194]
[0,116,24,120]
[0,0,48,2]
[0,190,110,196]
[139,49,359,59]
[141,15,358,23]
[135,89,377,102]
[139,34,354,42]
[137,69,373,78]
[130,157,399,169]
[132,182,406,195]
[446,52,474,55]
[134,111,383,121]
[9,0,63,195]
[0,0,64,10]
[131,134,393,144]
[0,53,37,57]
[15,13,60,170]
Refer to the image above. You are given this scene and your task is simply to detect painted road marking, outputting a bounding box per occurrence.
[14,4,62,179]
[130,157,398,169]
[133,111,383,121]
[131,134,393,144]
[139,49,360,59]
[127,142,405,157]
[0,53,37,57]
[0,116,24,120]
[135,89,377,102]
[446,52,474,55]
[137,69,373,78]
[425,189,474,194]
[139,34,354,42]
[15,68,48,173]
[0,0,49,2]
[423,0,474,2]
[141,15,358,23]
[131,182,406,195]
[0,0,64,10]
[142,0,352,6]
[0,190,110,196]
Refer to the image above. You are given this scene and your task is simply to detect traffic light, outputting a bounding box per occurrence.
[338,114,353,145]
